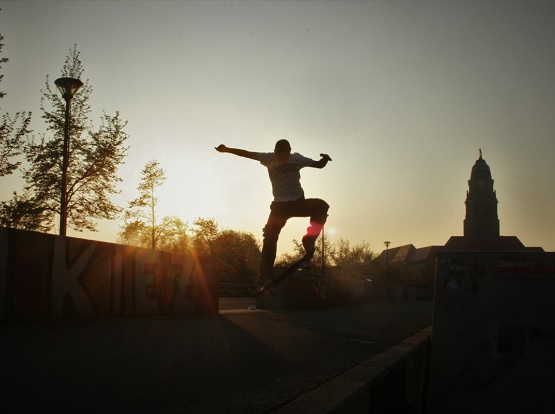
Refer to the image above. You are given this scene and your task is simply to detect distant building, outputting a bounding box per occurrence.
[374,150,543,287]
[373,244,442,288]
[463,149,499,238]
[445,150,542,252]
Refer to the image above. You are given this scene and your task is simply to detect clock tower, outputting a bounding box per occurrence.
[463,150,500,238]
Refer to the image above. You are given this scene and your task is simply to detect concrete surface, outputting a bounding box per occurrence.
[1,298,433,413]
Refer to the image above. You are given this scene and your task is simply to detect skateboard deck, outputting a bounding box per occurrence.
[257,256,310,296]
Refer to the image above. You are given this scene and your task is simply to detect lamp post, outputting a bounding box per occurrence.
[384,241,391,295]
[321,225,326,274]
[55,77,83,236]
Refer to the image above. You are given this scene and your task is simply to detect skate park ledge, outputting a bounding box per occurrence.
[274,325,432,414]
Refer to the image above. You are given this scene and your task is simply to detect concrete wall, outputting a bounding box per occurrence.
[407,286,433,301]
[428,251,555,413]
[0,227,220,321]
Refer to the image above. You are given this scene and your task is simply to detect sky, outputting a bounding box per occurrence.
[1,0,554,256]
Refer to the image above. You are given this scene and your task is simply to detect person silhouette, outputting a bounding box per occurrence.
[216,139,331,287]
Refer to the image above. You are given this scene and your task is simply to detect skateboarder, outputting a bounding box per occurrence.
[215,139,331,288]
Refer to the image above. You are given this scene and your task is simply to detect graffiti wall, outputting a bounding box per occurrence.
[0,228,220,321]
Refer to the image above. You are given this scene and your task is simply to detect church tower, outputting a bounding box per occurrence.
[463,150,500,238]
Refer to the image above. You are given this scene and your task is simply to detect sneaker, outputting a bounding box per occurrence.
[299,260,311,272]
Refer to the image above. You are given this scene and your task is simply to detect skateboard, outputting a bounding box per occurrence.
[257,255,311,296]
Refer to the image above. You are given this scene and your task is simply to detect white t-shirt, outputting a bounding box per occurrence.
[257,152,314,202]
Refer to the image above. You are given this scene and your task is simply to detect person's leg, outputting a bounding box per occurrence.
[259,203,289,285]
[286,198,329,260]
[298,199,329,260]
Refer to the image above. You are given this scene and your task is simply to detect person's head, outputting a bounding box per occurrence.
[274,139,291,163]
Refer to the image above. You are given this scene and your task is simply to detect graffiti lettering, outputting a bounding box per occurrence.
[496,260,536,269]
[51,237,96,317]
[0,228,220,321]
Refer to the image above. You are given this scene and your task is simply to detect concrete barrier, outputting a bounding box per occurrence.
[428,251,555,413]
[0,227,220,321]
[407,286,433,300]
[274,326,432,413]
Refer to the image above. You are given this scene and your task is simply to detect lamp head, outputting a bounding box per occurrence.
[55,77,83,101]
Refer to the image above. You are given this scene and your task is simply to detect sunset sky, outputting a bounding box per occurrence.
[1,1,554,256]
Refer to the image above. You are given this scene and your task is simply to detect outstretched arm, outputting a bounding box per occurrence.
[311,153,332,169]
[215,144,259,161]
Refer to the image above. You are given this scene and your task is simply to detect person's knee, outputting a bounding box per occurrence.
[305,199,329,223]
[316,199,329,214]
[313,200,329,224]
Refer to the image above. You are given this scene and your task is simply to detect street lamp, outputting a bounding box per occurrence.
[384,241,391,295]
[321,225,326,274]
[55,77,83,236]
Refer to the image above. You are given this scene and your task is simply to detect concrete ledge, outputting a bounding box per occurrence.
[275,325,432,414]
[274,365,388,414]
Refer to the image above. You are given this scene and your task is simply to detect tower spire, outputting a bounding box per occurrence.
[464,152,499,238]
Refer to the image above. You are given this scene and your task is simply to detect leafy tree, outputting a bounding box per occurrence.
[190,218,260,283]
[0,190,50,231]
[0,30,32,178]
[120,213,261,282]
[15,45,128,232]
[332,239,375,267]
[120,159,168,249]
[117,218,147,247]
[0,112,30,177]
[118,214,191,254]
[212,229,260,283]
[0,26,34,229]
[190,217,219,257]
[157,216,191,254]
[331,239,377,280]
